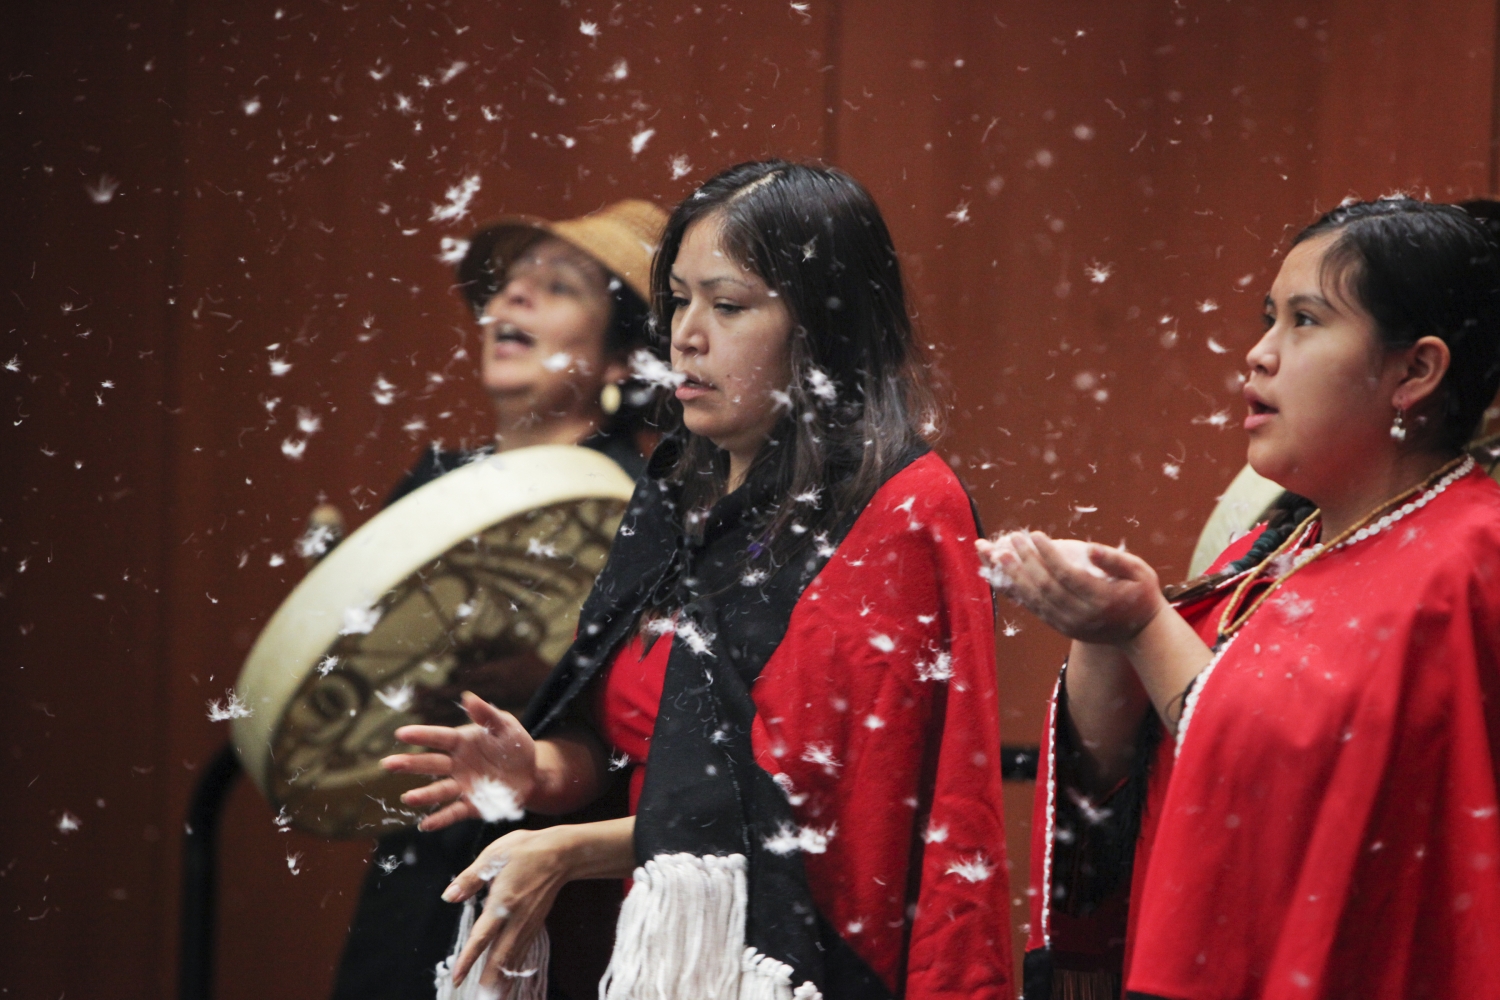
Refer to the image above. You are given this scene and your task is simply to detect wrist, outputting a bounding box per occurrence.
[1115,599,1214,733]
[1118,595,1171,659]
[524,741,560,811]
[542,824,601,882]
[545,818,638,881]
[517,769,544,811]
[535,825,585,881]
[1116,602,1170,665]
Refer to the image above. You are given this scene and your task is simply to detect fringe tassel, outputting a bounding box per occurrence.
[434,897,550,1000]
[1051,968,1120,1000]
[598,853,822,1000]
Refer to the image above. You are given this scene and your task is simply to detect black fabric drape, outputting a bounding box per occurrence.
[525,435,924,998]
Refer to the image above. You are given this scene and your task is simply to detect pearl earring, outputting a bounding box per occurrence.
[600,382,622,416]
[1390,408,1407,442]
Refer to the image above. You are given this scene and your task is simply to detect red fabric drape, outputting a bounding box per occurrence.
[1031,469,1500,1000]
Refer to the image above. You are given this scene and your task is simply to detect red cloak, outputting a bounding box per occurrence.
[601,452,1015,999]
[1029,467,1500,999]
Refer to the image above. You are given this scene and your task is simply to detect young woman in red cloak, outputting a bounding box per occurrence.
[980,198,1500,1000]
[384,161,1015,1000]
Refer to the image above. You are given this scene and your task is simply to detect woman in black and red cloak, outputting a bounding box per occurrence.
[982,198,1500,1000]
[384,161,1015,1000]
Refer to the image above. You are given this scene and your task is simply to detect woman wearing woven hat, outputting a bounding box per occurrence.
[331,199,668,1000]
[980,198,1500,999]
[386,198,667,505]
[384,161,1015,999]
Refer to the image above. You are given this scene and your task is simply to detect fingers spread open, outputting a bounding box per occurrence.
[392,723,461,752]
[418,798,478,833]
[450,921,492,986]
[379,753,413,773]
[399,777,461,808]
[383,752,455,777]
[462,692,517,736]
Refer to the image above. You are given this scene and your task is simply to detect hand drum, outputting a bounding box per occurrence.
[232,445,634,838]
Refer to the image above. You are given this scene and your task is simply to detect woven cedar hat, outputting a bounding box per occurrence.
[457,199,667,312]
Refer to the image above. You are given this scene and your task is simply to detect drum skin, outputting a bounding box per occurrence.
[1186,463,1284,578]
[232,445,635,838]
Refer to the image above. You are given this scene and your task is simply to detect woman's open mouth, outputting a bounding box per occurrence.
[675,373,715,401]
[490,321,536,354]
[1243,387,1277,431]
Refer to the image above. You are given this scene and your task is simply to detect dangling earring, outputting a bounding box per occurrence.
[600,382,622,416]
[1390,408,1408,442]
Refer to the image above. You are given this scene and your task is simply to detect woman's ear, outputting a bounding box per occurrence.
[1392,335,1451,413]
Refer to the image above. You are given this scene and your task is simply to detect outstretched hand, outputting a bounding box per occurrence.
[977,532,1166,646]
[381,691,538,832]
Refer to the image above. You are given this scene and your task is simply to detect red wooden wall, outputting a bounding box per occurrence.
[3,2,1495,996]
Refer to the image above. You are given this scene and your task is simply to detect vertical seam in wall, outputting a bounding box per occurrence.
[1491,0,1500,193]
[153,0,194,990]
[823,0,842,164]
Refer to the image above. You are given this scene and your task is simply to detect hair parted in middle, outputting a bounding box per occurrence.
[649,159,939,556]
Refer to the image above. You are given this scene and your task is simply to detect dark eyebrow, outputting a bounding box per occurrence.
[1266,292,1336,312]
[1287,292,1334,311]
[668,271,755,291]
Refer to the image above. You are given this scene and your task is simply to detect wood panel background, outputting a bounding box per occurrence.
[3,1,1495,996]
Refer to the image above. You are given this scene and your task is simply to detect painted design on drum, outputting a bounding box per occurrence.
[269,496,623,838]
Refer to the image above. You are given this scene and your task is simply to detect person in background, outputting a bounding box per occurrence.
[331,198,668,1000]
[384,161,1015,999]
[981,198,1500,999]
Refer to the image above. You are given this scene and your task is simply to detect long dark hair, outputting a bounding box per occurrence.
[649,160,937,556]
[1293,197,1500,451]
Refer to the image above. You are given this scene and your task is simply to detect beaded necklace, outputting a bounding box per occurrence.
[1216,454,1476,642]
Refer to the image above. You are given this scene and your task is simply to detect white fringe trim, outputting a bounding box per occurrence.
[599,852,823,1000]
[1039,668,1063,948]
[1174,634,1235,759]
[434,897,550,1000]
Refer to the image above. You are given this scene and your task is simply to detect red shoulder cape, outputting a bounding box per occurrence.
[1031,470,1500,1000]
[1135,470,1500,998]
[750,452,1015,999]
[596,453,1015,998]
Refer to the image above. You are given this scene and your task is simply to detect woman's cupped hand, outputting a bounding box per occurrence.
[976,531,1166,645]
[381,690,538,832]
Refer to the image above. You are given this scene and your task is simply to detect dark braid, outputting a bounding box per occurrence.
[1222,492,1317,575]
[1163,491,1316,604]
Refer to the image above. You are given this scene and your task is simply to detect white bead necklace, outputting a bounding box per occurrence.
[1288,455,1476,570]
[1183,454,1477,756]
